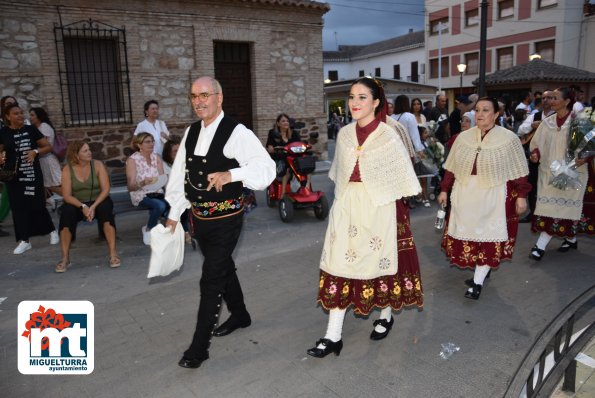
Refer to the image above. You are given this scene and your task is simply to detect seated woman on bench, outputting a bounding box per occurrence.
[126,132,169,245]
[56,141,119,272]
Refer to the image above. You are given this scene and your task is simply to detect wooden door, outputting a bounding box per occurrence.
[214,41,253,129]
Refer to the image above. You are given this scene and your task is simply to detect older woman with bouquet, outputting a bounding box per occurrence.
[529,87,595,260]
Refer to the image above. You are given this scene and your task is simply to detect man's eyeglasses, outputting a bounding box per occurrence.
[188,92,219,101]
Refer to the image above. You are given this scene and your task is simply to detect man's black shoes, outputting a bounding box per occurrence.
[178,356,206,369]
[213,315,251,337]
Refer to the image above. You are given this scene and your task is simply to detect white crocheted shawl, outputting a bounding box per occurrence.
[444,125,528,187]
[330,121,421,206]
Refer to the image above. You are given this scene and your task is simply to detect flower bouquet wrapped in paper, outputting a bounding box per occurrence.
[550,107,595,190]
[425,137,444,168]
[427,120,439,137]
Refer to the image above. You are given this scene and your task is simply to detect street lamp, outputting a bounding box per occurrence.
[457,63,467,96]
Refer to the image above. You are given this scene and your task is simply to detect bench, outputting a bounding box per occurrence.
[109,172,129,195]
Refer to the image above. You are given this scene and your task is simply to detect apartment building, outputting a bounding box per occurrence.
[425,0,595,98]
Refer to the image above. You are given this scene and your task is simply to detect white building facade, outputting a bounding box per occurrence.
[323,30,427,84]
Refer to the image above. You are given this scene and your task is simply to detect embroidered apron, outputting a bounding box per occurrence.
[448,176,508,242]
[320,182,398,279]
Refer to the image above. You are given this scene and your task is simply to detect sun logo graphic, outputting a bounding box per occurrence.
[18,301,94,375]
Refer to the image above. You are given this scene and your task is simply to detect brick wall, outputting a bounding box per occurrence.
[0,0,329,175]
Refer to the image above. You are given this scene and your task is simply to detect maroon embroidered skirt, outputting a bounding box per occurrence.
[441,181,520,269]
[316,200,423,315]
[531,162,595,237]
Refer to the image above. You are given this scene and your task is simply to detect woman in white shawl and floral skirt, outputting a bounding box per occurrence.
[438,97,530,300]
[307,77,423,358]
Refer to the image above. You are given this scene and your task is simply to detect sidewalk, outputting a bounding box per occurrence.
[0,172,594,397]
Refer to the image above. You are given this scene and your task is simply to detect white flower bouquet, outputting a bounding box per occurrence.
[549,107,595,190]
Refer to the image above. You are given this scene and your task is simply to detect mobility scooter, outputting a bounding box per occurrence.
[267,141,329,223]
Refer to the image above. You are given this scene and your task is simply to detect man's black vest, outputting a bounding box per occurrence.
[184,115,243,205]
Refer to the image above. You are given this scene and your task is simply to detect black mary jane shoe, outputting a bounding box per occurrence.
[178,356,207,369]
[306,338,343,358]
[370,317,394,341]
[558,239,578,253]
[464,283,482,300]
[465,269,491,287]
[529,245,545,261]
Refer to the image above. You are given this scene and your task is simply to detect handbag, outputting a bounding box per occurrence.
[413,158,437,176]
[0,157,18,183]
[147,224,184,278]
[52,132,68,162]
[145,192,165,200]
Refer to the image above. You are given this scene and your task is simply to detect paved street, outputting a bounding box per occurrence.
[1,168,594,397]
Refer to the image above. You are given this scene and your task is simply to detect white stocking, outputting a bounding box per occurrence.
[536,232,553,250]
[468,265,491,292]
[374,307,393,333]
[320,308,346,346]
[473,265,491,286]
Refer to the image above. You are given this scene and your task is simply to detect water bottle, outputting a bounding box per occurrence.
[439,342,460,359]
[434,203,446,230]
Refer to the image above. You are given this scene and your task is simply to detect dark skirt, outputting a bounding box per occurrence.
[531,162,595,237]
[441,180,520,269]
[316,200,423,315]
[7,179,55,242]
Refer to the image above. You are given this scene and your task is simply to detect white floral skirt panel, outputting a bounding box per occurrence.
[320,182,397,279]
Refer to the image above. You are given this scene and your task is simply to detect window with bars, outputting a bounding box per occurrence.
[328,70,338,81]
[359,70,365,77]
[54,19,132,126]
[393,64,401,80]
[375,67,381,77]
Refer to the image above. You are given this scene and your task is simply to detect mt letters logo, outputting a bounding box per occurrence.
[18,301,94,374]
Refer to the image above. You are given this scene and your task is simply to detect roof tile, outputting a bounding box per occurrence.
[474,59,595,85]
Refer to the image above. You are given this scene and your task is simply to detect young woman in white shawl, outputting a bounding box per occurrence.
[307,77,423,358]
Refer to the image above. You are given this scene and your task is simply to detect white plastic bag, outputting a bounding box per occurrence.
[148,224,184,278]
